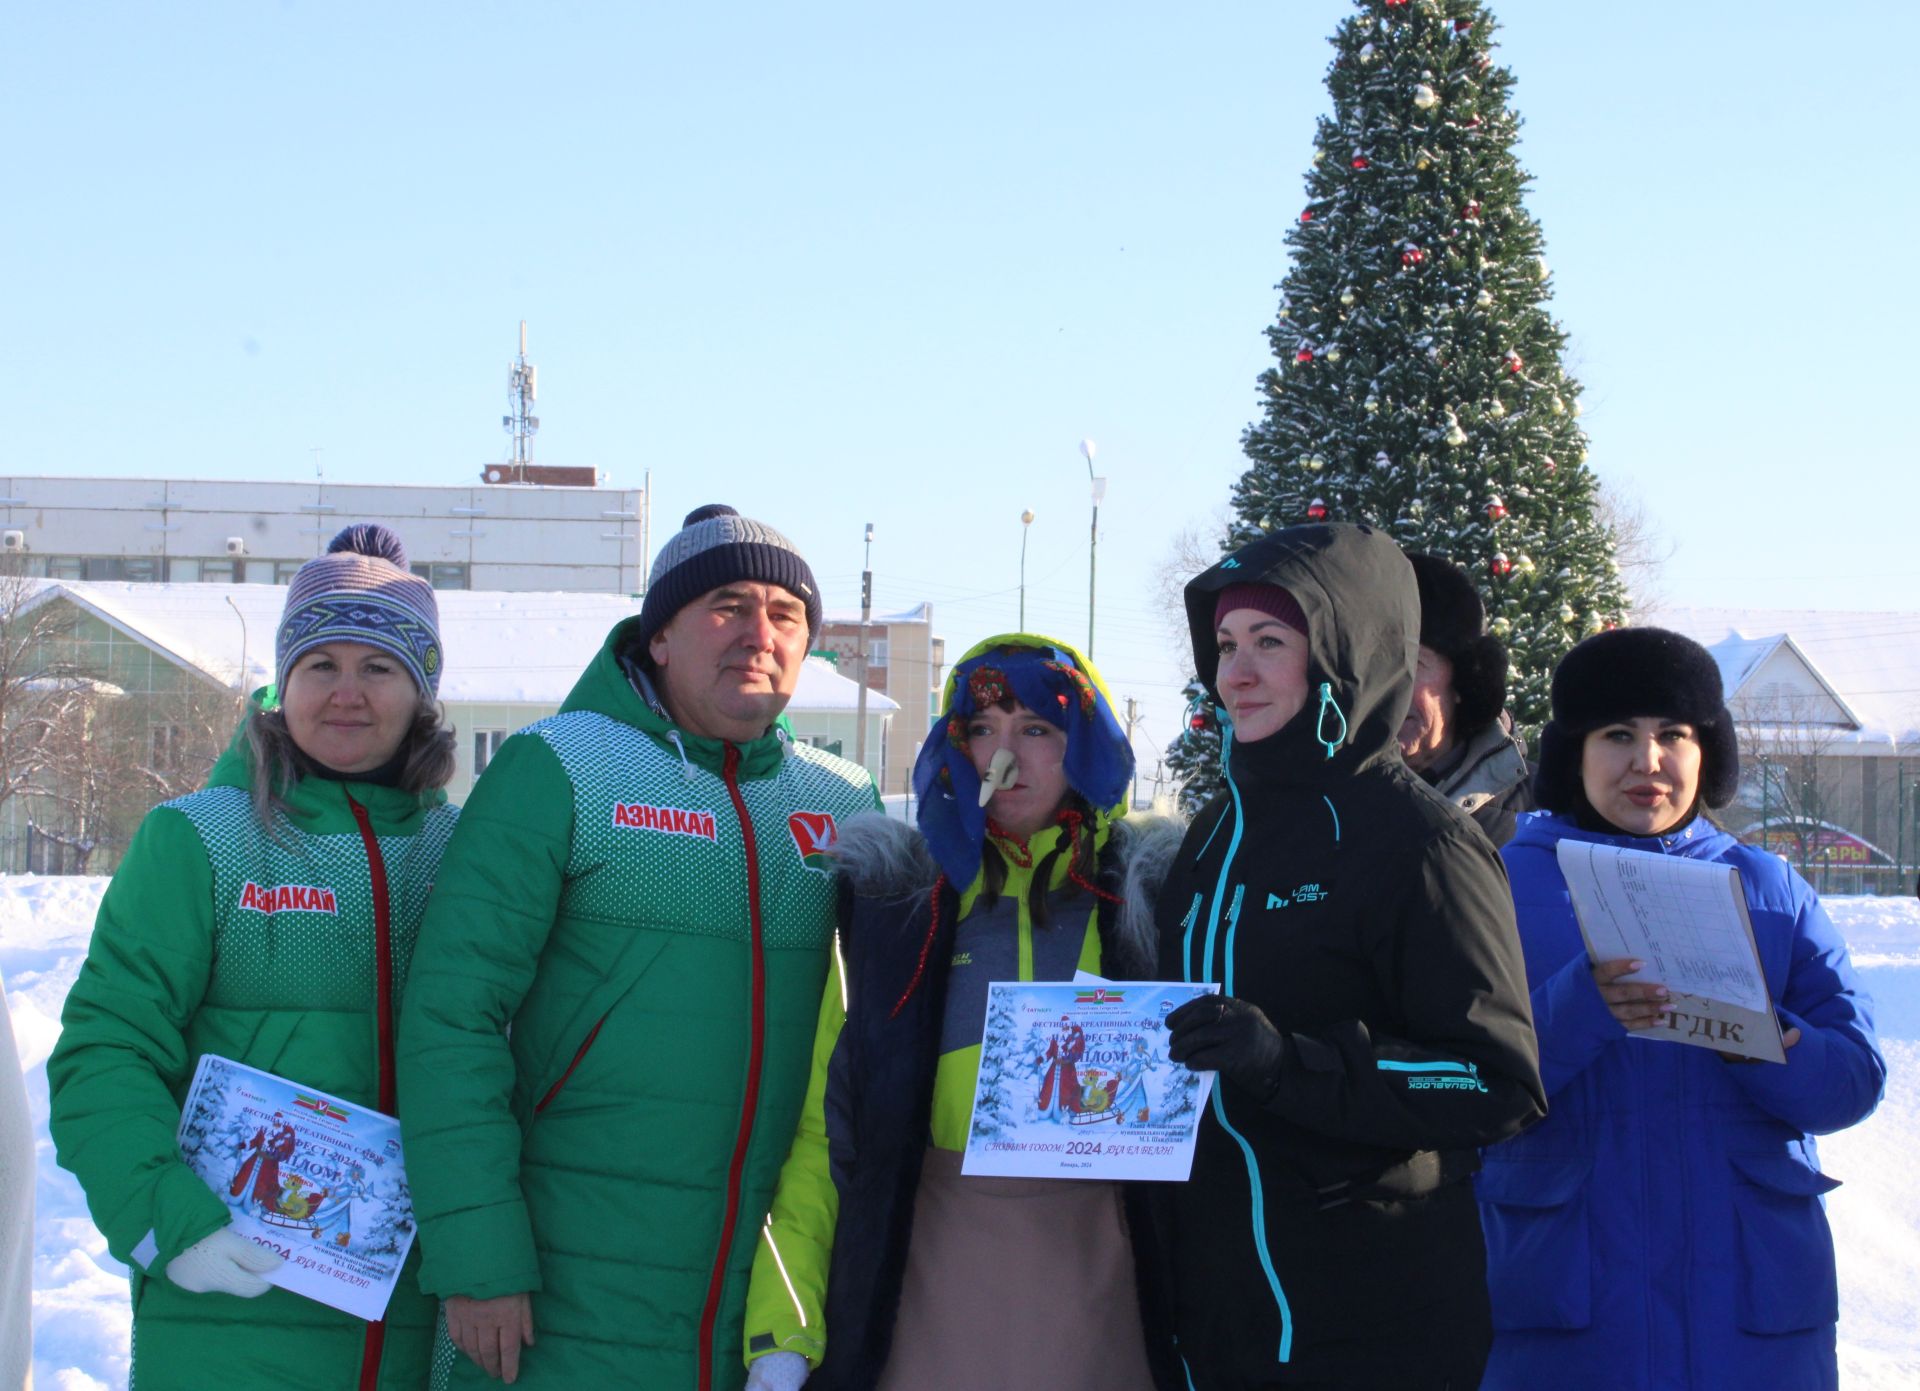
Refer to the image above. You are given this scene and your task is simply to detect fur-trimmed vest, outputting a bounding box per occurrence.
[812,813,1184,1391]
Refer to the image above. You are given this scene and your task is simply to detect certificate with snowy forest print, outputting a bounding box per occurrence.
[961,979,1218,1182]
[176,1055,416,1320]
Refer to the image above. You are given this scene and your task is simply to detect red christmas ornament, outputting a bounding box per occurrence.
[1295,348,1314,364]
[1467,115,1483,128]
[1485,497,1507,522]
[1400,245,1427,267]
[1463,199,1481,220]
[1351,155,1370,170]
[1505,350,1523,374]
[1189,713,1208,730]
[1386,0,1409,6]
[1307,497,1330,521]
[1300,208,1315,223]
[1490,553,1513,579]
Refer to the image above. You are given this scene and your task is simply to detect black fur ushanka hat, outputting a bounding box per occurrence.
[1533,626,1740,814]
[1407,551,1508,735]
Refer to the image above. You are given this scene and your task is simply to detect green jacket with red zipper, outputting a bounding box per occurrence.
[48,705,459,1391]
[396,617,878,1391]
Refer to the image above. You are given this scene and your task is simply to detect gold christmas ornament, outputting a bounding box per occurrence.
[1340,288,1356,307]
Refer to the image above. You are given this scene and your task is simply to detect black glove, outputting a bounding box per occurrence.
[1166,994,1291,1102]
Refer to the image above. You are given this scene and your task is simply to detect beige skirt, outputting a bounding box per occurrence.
[875,1145,1157,1391]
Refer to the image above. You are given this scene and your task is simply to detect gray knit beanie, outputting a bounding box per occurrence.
[636,504,822,650]
[276,524,443,697]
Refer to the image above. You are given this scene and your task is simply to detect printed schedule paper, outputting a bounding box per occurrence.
[1555,841,1785,1064]
[961,979,1218,1181]
[175,1055,417,1320]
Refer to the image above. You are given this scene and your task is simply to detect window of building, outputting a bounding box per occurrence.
[150,723,183,771]
[48,556,84,580]
[473,729,508,776]
[199,557,244,583]
[412,562,471,590]
[81,556,161,583]
[168,558,201,582]
[866,639,889,670]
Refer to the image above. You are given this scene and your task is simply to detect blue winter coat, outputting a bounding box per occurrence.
[1480,812,1885,1391]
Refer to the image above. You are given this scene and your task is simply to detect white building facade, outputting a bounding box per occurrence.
[0,475,649,594]
[1654,607,1920,895]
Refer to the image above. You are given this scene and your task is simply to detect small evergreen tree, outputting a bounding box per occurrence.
[1163,678,1223,816]
[970,986,1023,1141]
[1170,0,1626,809]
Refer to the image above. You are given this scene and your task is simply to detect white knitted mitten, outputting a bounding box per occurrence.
[164,1227,284,1297]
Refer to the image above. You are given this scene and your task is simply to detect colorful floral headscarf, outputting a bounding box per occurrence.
[911,636,1133,886]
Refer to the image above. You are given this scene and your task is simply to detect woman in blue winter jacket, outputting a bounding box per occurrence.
[1479,627,1885,1391]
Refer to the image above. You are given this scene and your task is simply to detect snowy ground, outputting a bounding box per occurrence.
[6,878,1919,1390]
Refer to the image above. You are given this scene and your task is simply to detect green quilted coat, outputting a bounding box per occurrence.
[397,619,877,1391]
[48,713,459,1391]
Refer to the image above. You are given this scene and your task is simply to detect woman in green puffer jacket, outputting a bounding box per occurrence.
[49,525,460,1391]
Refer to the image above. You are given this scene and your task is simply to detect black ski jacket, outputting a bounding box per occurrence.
[1149,524,1545,1391]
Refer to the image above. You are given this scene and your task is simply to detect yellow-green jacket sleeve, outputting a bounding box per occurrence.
[743,948,845,1370]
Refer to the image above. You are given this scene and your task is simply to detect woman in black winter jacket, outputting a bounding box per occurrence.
[1149,523,1546,1391]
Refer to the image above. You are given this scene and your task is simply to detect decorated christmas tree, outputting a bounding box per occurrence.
[1170,0,1626,812]
[1164,678,1222,816]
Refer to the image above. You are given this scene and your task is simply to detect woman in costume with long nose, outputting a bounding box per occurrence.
[741,634,1182,1391]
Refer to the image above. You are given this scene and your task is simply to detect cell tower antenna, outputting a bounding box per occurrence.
[503,319,540,477]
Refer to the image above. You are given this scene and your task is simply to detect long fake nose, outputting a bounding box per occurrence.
[978,747,1019,807]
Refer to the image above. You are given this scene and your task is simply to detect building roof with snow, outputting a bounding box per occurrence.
[1648,606,1920,752]
[822,601,933,626]
[23,580,897,713]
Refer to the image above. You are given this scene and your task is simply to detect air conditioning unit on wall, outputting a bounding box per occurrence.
[1,530,24,552]
[226,537,247,556]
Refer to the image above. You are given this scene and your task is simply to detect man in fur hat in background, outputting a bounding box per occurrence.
[1399,552,1534,846]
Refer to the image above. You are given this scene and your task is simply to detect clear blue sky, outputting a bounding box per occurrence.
[8,1,1917,778]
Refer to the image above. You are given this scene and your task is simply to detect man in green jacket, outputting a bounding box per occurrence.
[399,505,878,1391]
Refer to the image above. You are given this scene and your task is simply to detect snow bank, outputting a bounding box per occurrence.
[6,881,1918,1388]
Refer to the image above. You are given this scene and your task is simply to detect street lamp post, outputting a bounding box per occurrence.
[1019,509,1034,629]
[1080,439,1105,659]
[855,522,874,779]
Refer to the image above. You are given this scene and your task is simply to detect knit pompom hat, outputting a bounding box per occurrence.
[1406,551,1509,734]
[276,524,443,696]
[636,504,822,651]
[1533,626,1739,814]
